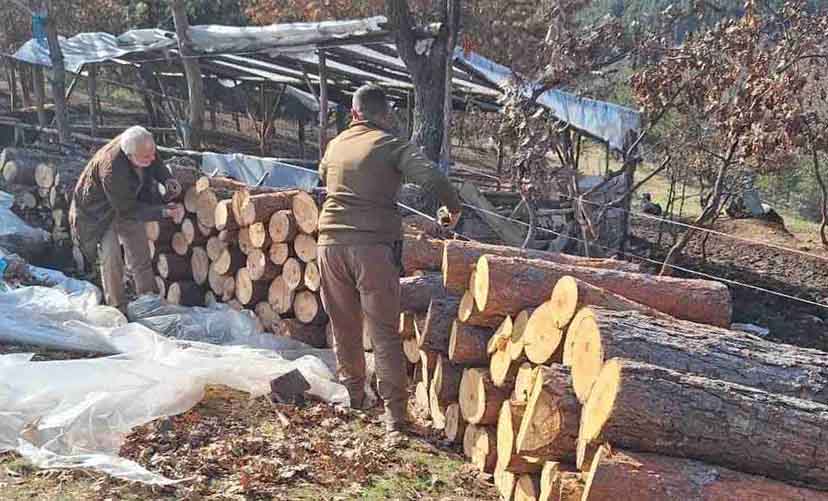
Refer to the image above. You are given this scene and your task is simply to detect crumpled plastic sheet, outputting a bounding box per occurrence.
[0,285,350,484]
[0,191,50,254]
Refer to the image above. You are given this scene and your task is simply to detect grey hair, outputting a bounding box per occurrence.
[352,84,389,121]
[120,126,155,156]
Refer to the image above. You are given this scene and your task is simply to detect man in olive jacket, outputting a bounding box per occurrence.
[318,85,462,434]
[69,126,184,310]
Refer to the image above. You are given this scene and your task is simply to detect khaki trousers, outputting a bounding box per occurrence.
[318,244,407,422]
[100,219,156,308]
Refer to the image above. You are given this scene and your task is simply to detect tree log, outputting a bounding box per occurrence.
[579,358,828,488]
[459,289,505,328]
[167,281,204,306]
[248,222,271,248]
[508,308,533,361]
[282,257,304,290]
[490,345,518,389]
[429,383,448,430]
[247,248,281,281]
[233,189,299,227]
[190,246,210,285]
[273,318,326,348]
[566,307,828,405]
[415,381,430,415]
[148,240,171,261]
[294,291,323,324]
[157,253,191,281]
[268,210,297,242]
[304,261,321,292]
[464,424,498,473]
[419,297,459,352]
[292,190,319,234]
[460,368,511,424]
[581,445,828,501]
[515,366,579,462]
[513,362,535,403]
[498,400,543,474]
[206,236,226,261]
[420,350,439,385]
[196,188,232,229]
[181,217,208,246]
[213,247,246,275]
[268,276,295,315]
[222,276,236,302]
[442,240,640,295]
[522,301,565,365]
[403,237,443,273]
[449,321,494,366]
[400,272,447,312]
[475,255,731,326]
[399,312,416,339]
[184,185,200,213]
[145,220,176,242]
[514,474,541,501]
[238,227,254,255]
[487,316,513,355]
[171,232,189,256]
[208,265,229,294]
[444,403,466,444]
[269,242,290,266]
[235,267,269,305]
[494,466,517,501]
[204,290,217,307]
[293,233,317,263]
[403,335,421,364]
[214,199,239,231]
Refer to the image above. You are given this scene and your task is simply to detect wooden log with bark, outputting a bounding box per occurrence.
[232,189,299,227]
[403,237,443,273]
[248,221,271,248]
[464,424,498,473]
[268,276,294,315]
[442,240,640,295]
[268,210,298,242]
[515,365,579,462]
[213,247,245,275]
[190,246,210,285]
[146,220,176,243]
[459,289,505,328]
[578,358,828,488]
[400,272,447,312]
[214,199,239,231]
[247,248,280,281]
[282,257,304,290]
[475,255,732,327]
[419,297,459,352]
[235,267,269,306]
[449,321,494,366]
[444,403,466,444]
[497,400,543,474]
[565,306,828,405]
[303,261,321,292]
[294,291,323,324]
[269,242,290,266]
[157,253,191,281]
[293,233,317,263]
[273,319,327,348]
[167,281,204,306]
[460,368,511,425]
[181,218,208,246]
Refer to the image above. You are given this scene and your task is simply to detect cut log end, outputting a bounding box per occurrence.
[444,403,466,443]
[268,210,297,243]
[514,474,540,501]
[523,302,564,365]
[549,275,579,328]
[577,359,621,469]
[509,308,534,361]
[459,368,509,425]
[292,191,319,234]
[473,255,491,311]
[566,307,605,403]
[294,291,321,324]
[191,247,210,285]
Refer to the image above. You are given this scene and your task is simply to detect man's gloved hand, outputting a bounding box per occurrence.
[437,206,462,230]
[163,179,183,202]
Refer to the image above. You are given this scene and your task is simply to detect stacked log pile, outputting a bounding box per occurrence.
[401,238,828,500]
[147,174,333,344]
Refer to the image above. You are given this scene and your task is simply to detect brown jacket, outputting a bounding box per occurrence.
[70,134,171,259]
[318,121,461,246]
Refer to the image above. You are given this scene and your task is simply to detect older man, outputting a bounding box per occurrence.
[318,85,462,436]
[69,126,184,311]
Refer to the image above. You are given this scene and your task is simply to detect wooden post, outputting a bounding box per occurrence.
[88,64,98,137]
[406,90,414,139]
[20,64,31,107]
[439,0,458,175]
[171,0,205,149]
[298,118,306,158]
[32,66,47,127]
[317,49,329,158]
[5,57,18,111]
[43,6,70,143]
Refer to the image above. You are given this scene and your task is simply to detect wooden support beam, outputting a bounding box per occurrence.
[318,49,329,158]
[32,66,47,127]
[88,64,98,137]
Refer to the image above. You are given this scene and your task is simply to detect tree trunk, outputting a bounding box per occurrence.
[170,0,205,149]
[419,297,459,352]
[582,445,828,501]
[476,255,731,327]
[232,189,299,227]
[403,237,444,273]
[442,240,639,296]
[449,321,494,366]
[515,366,579,462]
[497,400,544,474]
[459,368,511,425]
[44,10,70,143]
[465,424,498,473]
[269,242,290,266]
[565,306,828,405]
[400,272,447,312]
[811,146,828,248]
[578,359,828,488]
[167,281,203,306]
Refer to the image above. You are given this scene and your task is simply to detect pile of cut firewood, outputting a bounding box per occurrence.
[147,170,332,345]
[400,239,828,500]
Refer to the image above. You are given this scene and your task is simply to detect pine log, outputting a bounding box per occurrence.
[494,466,517,501]
[497,400,543,474]
[293,233,317,263]
[206,236,226,261]
[508,308,533,361]
[512,363,535,403]
[403,336,421,364]
[444,403,466,444]
[238,227,254,255]
[268,210,297,242]
[233,189,299,227]
[463,423,480,458]
[490,346,518,389]
[582,445,828,501]
[236,267,269,305]
[268,276,295,315]
[402,237,443,273]
[515,366,579,462]
[157,253,191,281]
[155,276,168,298]
[459,289,505,328]
[221,276,236,302]
[248,222,271,248]
[303,261,321,292]
[255,302,279,330]
[442,240,640,295]
[196,175,274,194]
[514,475,541,501]
[190,246,210,285]
[2,156,39,185]
[538,462,561,501]
[294,291,323,324]
[204,290,217,307]
[578,358,828,488]
[247,248,281,281]
[213,247,246,275]
[292,190,319,234]
[429,383,448,430]
[419,297,459,352]
[196,188,232,228]
[400,272,447,312]
[218,229,239,243]
[487,316,513,355]
[171,232,189,256]
[208,265,229,294]
[460,368,511,425]
[449,321,494,366]
[431,355,463,405]
[269,242,290,266]
[464,424,498,473]
[522,301,565,365]
[181,217,208,246]
[167,281,204,306]
[184,185,200,213]
[282,257,304,290]
[475,255,731,327]
[273,318,327,348]
[415,381,431,415]
[420,350,439,385]
[566,307,828,405]
[145,220,176,242]
[214,199,239,231]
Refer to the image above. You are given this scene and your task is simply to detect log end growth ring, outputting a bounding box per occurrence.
[473,256,491,312]
[577,359,621,468]
[523,302,564,365]
[459,368,487,424]
[549,275,579,328]
[567,307,605,402]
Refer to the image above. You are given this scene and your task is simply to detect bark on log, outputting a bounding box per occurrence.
[476,255,731,327]
[403,237,443,273]
[146,220,176,242]
[273,318,326,348]
[497,400,544,474]
[247,248,281,281]
[582,445,828,501]
[578,358,828,488]
[566,307,828,405]
[515,365,579,462]
[268,210,297,242]
[213,247,246,275]
[399,312,416,339]
[459,289,505,328]
[444,403,466,444]
[190,246,210,285]
[233,189,299,227]
[157,253,191,281]
[419,297,459,352]
[449,321,494,366]
[235,267,269,305]
[268,276,294,315]
[460,368,511,425]
[400,272,447,312]
[167,281,204,306]
[294,291,323,324]
[442,240,640,295]
[431,355,463,407]
[293,233,317,263]
[420,350,439,385]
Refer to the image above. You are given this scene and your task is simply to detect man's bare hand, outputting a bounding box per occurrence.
[164,202,185,221]
[163,179,183,202]
[437,206,462,230]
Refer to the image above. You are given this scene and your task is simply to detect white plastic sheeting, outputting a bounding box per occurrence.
[201,152,320,191]
[0,191,50,255]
